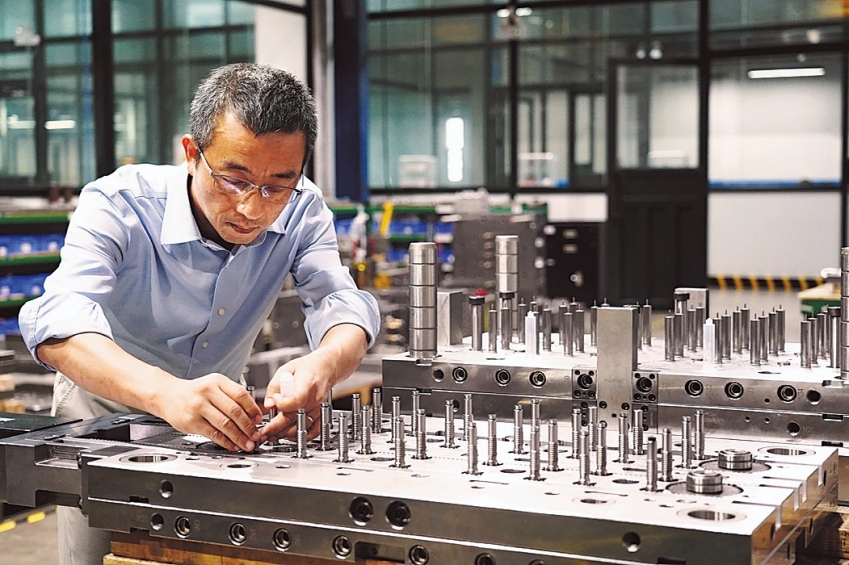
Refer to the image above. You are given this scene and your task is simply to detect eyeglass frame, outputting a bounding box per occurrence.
[195,146,305,203]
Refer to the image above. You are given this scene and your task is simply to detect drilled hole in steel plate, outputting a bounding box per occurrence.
[761,446,811,456]
[576,498,612,504]
[684,509,740,521]
[121,454,177,464]
[223,462,256,469]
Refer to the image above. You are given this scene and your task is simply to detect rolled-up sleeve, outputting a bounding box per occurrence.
[18,187,128,369]
[289,196,380,350]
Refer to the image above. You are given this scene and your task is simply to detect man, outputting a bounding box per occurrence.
[19,63,380,564]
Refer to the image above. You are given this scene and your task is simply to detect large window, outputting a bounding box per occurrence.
[0,0,266,192]
[113,0,256,167]
[709,53,843,188]
[368,1,699,192]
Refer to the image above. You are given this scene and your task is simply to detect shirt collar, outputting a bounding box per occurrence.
[161,163,202,246]
[160,162,289,248]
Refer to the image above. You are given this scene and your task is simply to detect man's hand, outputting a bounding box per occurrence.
[260,324,368,443]
[158,373,264,452]
[260,350,334,443]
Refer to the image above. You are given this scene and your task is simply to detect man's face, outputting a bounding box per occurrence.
[184,111,307,248]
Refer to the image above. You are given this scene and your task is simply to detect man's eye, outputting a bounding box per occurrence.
[222,176,253,192]
[263,186,289,195]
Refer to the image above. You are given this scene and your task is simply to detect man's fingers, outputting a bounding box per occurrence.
[208,384,262,443]
[200,400,258,452]
[219,378,263,423]
[196,418,242,452]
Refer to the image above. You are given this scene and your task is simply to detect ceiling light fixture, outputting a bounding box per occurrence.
[747,67,825,79]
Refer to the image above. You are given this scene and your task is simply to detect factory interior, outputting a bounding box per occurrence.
[2,0,849,564]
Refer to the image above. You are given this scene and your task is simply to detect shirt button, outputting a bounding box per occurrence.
[202,341,209,349]
[218,308,226,316]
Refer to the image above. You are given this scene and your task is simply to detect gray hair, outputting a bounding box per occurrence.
[189,63,317,163]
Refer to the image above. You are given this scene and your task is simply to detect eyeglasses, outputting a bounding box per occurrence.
[196,148,303,205]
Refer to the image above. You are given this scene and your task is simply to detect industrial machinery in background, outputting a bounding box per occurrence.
[385,240,849,499]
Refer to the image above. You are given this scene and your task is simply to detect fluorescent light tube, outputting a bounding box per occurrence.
[747,67,825,79]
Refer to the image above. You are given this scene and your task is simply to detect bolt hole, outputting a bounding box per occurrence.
[174,516,191,538]
[409,545,430,565]
[273,528,291,551]
[622,531,641,552]
[228,523,247,545]
[332,535,352,557]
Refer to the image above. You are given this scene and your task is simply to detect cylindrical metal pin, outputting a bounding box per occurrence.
[588,405,598,451]
[360,405,374,455]
[618,412,631,464]
[769,310,779,356]
[732,308,742,354]
[545,419,561,472]
[443,400,458,449]
[483,414,500,466]
[777,306,786,353]
[801,320,812,368]
[542,307,552,351]
[594,421,610,476]
[527,424,542,481]
[574,309,586,352]
[562,312,574,356]
[694,409,706,460]
[470,296,484,351]
[576,428,592,485]
[642,301,653,346]
[631,409,644,455]
[695,305,706,349]
[660,427,673,481]
[664,316,675,361]
[749,318,760,366]
[740,305,751,350]
[531,398,541,427]
[513,404,525,454]
[412,408,427,459]
[352,393,362,441]
[645,437,659,492]
[390,396,401,443]
[392,416,408,468]
[335,413,352,463]
[408,242,438,360]
[463,393,473,442]
[411,390,421,437]
[488,306,498,353]
[500,301,512,351]
[680,416,692,468]
[372,388,383,433]
[296,409,309,458]
[465,422,481,475]
[571,408,581,459]
[319,401,332,451]
[720,312,731,359]
[517,299,527,344]
[525,311,538,355]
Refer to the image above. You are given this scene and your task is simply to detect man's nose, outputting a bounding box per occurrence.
[236,188,264,219]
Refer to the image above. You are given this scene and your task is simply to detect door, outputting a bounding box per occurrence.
[604,62,706,309]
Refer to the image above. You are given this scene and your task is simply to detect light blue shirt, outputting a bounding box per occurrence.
[19,163,380,381]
